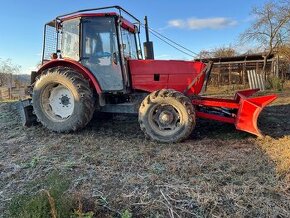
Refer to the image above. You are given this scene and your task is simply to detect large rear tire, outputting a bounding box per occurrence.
[32,67,95,132]
[139,89,195,143]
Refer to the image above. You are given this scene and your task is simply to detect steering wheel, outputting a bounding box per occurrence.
[95,52,111,58]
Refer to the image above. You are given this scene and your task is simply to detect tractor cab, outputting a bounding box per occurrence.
[42,6,142,92]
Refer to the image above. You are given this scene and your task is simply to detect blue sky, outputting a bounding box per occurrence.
[0,0,268,74]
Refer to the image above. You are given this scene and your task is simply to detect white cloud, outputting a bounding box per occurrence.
[242,15,256,23]
[168,19,185,28]
[168,17,238,30]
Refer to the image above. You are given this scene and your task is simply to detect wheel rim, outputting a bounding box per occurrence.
[41,83,75,121]
[149,104,183,136]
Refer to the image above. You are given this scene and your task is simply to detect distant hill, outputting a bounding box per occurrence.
[14,74,30,85]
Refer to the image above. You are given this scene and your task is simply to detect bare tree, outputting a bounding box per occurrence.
[241,0,290,78]
[197,50,213,59]
[0,59,21,87]
[213,46,238,58]
[197,46,238,59]
[278,43,290,60]
[277,43,290,79]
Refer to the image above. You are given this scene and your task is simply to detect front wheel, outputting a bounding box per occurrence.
[32,67,95,132]
[138,89,196,143]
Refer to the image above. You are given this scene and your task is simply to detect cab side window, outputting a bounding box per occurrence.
[121,29,138,59]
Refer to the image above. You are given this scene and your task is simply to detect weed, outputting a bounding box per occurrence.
[29,157,39,168]
[64,160,79,170]
[73,211,94,218]
[151,162,166,174]
[8,172,73,218]
[73,197,94,218]
[98,195,108,206]
[121,209,133,218]
[73,209,94,218]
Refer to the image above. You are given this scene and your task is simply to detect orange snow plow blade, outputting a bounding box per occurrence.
[193,89,277,137]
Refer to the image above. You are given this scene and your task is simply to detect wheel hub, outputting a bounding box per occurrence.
[152,105,180,131]
[159,111,174,125]
[45,84,74,120]
[60,95,70,106]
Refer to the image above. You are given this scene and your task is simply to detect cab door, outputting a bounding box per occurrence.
[119,26,139,88]
[81,17,123,91]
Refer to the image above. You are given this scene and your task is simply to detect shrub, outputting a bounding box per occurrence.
[268,76,284,91]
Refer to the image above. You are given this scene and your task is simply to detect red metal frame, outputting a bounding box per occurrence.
[60,13,136,33]
[193,98,239,109]
[120,17,136,33]
[196,111,235,124]
[60,12,118,21]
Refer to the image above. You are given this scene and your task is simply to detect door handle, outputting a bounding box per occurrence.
[112,52,118,65]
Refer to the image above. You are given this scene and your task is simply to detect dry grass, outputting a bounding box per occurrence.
[0,84,290,217]
[205,84,249,96]
[257,136,290,177]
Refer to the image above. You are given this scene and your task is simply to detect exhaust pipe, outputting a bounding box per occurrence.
[143,16,154,59]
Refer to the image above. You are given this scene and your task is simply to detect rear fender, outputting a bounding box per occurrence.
[36,59,102,94]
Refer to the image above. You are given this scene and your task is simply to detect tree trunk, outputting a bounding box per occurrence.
[262,52,271,81]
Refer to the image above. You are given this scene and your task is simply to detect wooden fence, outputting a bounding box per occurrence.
[195,53,282,87]
[0,86,28,100]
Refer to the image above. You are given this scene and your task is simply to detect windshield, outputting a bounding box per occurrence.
[82,18,116,63]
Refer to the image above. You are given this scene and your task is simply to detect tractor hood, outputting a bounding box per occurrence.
[128,59,207,95]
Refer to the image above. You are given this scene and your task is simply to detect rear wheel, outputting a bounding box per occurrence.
[32,67,95,132]
[139,89,195,143]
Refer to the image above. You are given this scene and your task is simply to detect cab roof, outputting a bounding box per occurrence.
[46,6,139,33]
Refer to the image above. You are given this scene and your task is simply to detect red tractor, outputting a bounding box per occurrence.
[21,6,277,143]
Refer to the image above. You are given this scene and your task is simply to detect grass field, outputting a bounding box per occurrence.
[0,84,290,217]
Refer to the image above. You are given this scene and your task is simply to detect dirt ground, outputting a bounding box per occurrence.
[1,86,290,217]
